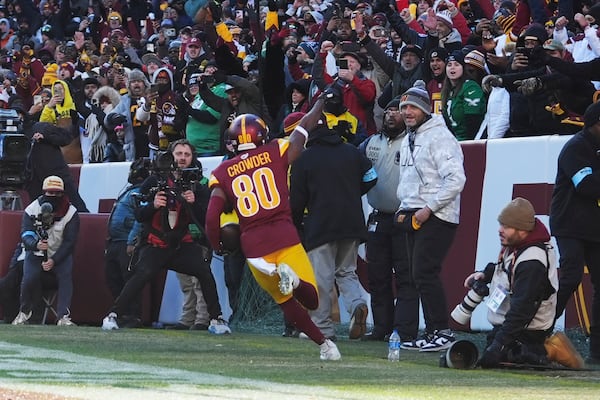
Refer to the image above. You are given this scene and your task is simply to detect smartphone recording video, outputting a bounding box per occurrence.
[337,58,349,70]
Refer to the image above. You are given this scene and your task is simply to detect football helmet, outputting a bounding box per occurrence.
[227,114,268,152]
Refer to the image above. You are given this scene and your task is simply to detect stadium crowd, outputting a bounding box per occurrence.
[1,0,600,365]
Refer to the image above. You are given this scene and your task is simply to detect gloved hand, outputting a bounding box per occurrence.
[477,341,505,369]
[481,74,503,93]
[208,0,223,23]
[515,77,542,95]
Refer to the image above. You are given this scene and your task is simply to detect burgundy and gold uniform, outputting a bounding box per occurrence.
[209,139,299,258]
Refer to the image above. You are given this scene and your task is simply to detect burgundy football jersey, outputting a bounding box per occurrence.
[209,139,300,257]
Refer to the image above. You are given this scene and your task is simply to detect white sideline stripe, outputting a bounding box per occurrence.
[0,341,364,400]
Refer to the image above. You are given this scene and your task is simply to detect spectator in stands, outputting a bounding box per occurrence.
[441,50,486,141]
[359,96,408,341]
[39,80,82,164]
[85,85,122,163]
[24,122,89,213]
[424,47,448,115]
[174,36,211,92]
[273,78,311,138]
[102,139,230,334]
[136,67,186,156]
[106,69,151,159]
[13,176,79,326]
[104,159,148,328]
[395,81,465,352]
[205,104,341,360]
[468,198,584,369]
[313,49,377,134]
[184,70,228,157]
[550,101,600,365]
[289,101,377,341]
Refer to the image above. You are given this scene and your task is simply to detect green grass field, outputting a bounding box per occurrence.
[0,326,598,400]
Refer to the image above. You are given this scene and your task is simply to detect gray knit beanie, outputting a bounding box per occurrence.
[128,68,150,88]
[399,80,431,115]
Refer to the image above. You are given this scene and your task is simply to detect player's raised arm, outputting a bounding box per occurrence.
[288,97,325,164]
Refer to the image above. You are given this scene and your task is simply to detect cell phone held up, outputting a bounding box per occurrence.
[516,47,531,58]
[337,58,349,70]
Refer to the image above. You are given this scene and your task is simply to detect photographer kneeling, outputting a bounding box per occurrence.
[457,197,583,369]
[101,139,230,334]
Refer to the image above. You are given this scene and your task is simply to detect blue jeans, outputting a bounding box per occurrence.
[21,252,73,318]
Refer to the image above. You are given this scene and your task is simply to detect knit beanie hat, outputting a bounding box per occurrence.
[436,10,453,30]
[498,197,535,231]
[464,50,486,72]
[399,80,431,115]
[283,112,305,135]
[385,96,402,110]
[428,47,449,61]
[298,42,318,59]
[446,50,465,66]
[128,68,150,88]
[59,62,75,78]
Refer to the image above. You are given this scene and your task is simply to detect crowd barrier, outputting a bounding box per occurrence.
[0,135,591,331]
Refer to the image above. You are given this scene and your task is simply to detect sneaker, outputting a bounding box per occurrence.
[319,339,341,361]
[11,311,32,325]
[419,330,455,352]
[361,330,388,342]
[166,322,191,330]
[544,332,585,369]
[282,326,300,338]
[57,315,76,326]
[190,323,209,331]
[208,317,232,335]
[102,312,119,330]
[277,263,299,296]
[400,333,433,350]
[348,303,368,339]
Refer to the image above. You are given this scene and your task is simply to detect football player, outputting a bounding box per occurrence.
[205,98,342,361]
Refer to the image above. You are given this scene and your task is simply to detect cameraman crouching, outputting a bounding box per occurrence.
[462,198,583,369]
[13,176,80,326]
[101,139,231,334]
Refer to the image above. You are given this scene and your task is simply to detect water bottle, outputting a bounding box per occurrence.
[388,330,400,362]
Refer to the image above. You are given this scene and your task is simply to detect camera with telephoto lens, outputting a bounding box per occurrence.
[450,276,490,325]
[32,202,54,261]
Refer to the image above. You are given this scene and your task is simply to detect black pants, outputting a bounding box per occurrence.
[555,236,600,357]
[487,325,548,365]
[396,214,457,338]
[105,241,141,318]
[223,248,246,318]
[365,211,409,337]
[113,242,222,320]
[0,262,23,323]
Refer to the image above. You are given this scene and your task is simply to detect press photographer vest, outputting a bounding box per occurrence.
[24,201,77,258]
[487,243,558,330]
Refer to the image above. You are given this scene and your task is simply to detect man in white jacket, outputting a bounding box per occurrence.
[395,80,466,352]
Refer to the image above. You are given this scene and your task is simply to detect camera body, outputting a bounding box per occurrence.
[450,277,490,325]
[132,151,200,206]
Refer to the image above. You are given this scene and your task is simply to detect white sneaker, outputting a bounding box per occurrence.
[400,333,433,351]
[319,339,341,361]
[102,312,119,330]
[278,263,299,296]
[12,311,32,325]
[57,315,76,326]
[419,330,455,352]
[208,317,232,335]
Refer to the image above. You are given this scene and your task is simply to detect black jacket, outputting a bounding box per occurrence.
[550,130,600,242]
[289,129,377,251]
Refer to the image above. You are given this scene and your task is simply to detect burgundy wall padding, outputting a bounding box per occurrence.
[445,141,487,331]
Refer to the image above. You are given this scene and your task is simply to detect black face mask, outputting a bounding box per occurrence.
[157,82,170,95]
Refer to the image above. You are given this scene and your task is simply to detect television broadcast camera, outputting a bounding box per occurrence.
[32,202,54,262]
[450,275,490,325]
[0,109,28,188]
[132,151,201,207]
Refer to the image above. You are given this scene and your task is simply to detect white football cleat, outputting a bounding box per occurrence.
[278,263,299,296]
[102,312,119,330]
[319,339,341,361]
[208,317,232,335]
